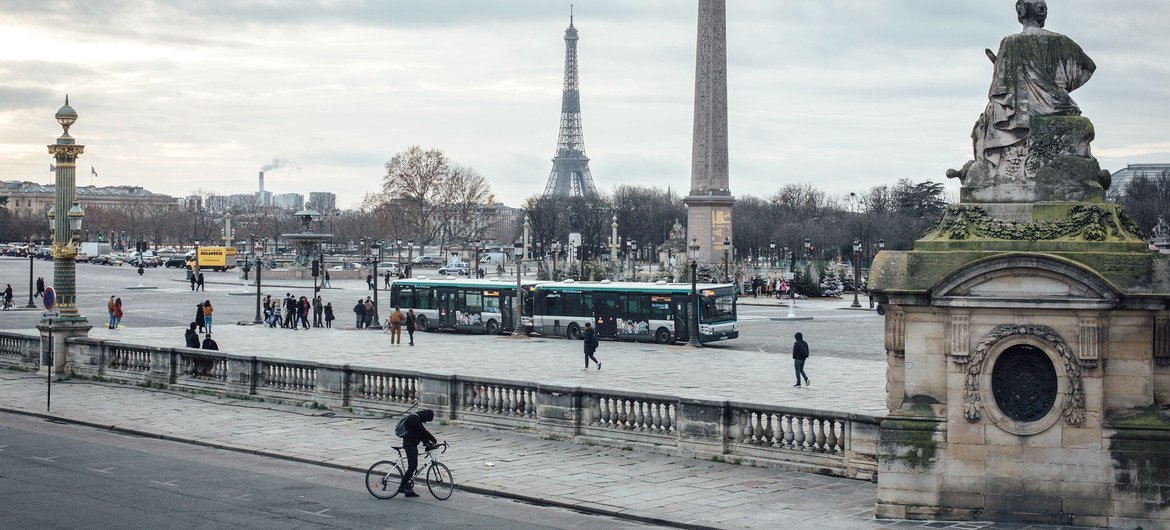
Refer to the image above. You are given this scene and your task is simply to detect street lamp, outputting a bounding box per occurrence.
[24,238,37,308]
[851,238,862,308]
[371,241,384,326]
[630,240,637,281]
[512,240,525,337]
[769,239,776,269]
[870,239,886,308]
[252,234,264,324]
[687,236,702,348]
[396,238,403,270]
[407,238,415,277]
[722,236,730,283]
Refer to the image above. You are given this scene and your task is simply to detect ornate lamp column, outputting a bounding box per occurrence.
[38,96,92,375]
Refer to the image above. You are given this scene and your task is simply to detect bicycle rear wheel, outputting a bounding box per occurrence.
[426,462,454,500]
[365,460,403,499]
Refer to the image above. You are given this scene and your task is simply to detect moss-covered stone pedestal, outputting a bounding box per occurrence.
[870,202,1170,527]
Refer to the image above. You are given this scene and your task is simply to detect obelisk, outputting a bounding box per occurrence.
[685,0,734,266]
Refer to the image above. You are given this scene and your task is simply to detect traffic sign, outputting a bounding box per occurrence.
[42,311,59,319]
[43,287,56,310]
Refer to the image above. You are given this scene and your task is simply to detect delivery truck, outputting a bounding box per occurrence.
[186,246,238,271]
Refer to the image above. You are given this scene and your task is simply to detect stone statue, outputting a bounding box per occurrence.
[949,0,1108,203]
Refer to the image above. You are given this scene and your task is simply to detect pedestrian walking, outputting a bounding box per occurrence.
[271,300,283,328]
[792,332,811,387]
[353,299,366,329]
[195,303,206,332]
[582,321,601,371]
[196,271,205,291]
[324,302,335,328]
[106,296,117,328]
[389,306,405,345]
[113,298,124,329]
[384,271,392,289]
[364,298,375,329]
[202,300,214,333]
[189,271,196,291]
[323,270,331,288]
[35,277,45,299]
[285,294,297,330]
[2,284,13,311]
[366,273,373,290]
[313,295,323,327]
[201,332,219,350]
[184,322,200,348]
[405,309,417,346]
[298,296,311,329]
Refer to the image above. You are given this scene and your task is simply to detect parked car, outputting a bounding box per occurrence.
[438,264,470,276]
[411,255,440,265]
[164,255,189,268]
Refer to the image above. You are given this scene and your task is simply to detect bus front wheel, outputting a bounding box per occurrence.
[566,324,580,340]
[486,320,499,335]
[416,315,429,330]
[654,327,672,344]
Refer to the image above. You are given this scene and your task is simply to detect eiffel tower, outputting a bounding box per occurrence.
[542,10,598,198]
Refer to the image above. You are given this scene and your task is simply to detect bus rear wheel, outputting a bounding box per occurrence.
[416,315,429,330]
[654,327,672,344]
[566,324,580,340]
[486,320,499,335]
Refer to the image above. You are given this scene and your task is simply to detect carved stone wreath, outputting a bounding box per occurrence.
[962,324,1086,427]
[932,204,1143,242]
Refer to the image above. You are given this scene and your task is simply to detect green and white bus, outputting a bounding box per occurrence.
[389,277,538,334]
[531,280,739,344]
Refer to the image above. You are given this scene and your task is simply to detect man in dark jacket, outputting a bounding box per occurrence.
[398,409,438,497]
[184,322,200,348]
[354,299,366,328]
[583,321,600,370]
[201,333,218,350]
[792,332,810,387]
[35,277,45,299]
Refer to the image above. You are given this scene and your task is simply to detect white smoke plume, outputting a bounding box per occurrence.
[260,157,290,172]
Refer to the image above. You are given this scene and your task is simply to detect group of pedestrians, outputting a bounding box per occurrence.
[1,277,46,311]
[353,297,376,328]
[385,306,416,346]
[264,293,334,329]
[188,271,205,291]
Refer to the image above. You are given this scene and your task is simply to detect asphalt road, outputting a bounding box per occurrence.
[0,256,886,360]
[0,412,648,529]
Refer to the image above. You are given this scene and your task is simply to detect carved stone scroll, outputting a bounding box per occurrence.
[950,314,971,363]
[963,324,1085,427]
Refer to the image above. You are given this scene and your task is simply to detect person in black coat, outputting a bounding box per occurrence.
[792,332,811,387]
[397,409,438,496]
[35,277,45,299]
[582,322,601,371]
[194,303,206,333]
[184,322,200,348]
[353,299,366,328]
[201,333,218,350]
[324,302,335,328]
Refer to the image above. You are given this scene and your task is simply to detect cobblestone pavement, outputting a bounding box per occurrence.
[0,374,1092,529]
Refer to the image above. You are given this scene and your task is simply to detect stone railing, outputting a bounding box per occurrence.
[0,331,41,368]
[49,333,882,481]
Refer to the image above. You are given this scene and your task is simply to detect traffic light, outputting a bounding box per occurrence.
[97,234,103,242]
[311,259,320,277]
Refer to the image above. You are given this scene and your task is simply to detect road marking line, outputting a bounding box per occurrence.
[0,445,8,451]
[150,479,179,487]
[31,456,58,462]
[297,508,334,518]
[88,467,116,474]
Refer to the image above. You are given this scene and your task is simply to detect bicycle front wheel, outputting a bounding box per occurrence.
[426,462,454,500]
[365,460,403,499]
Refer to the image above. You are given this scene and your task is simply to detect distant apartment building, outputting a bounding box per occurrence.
[307,192,336,212]
[206,193,258,212]
[272,193,304,211]
[0,180,177,218]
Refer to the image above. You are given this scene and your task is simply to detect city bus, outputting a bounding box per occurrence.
[531,280,739,344]
[388,277,541,334]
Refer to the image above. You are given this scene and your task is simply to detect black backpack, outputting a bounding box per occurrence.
[394,413,416,438]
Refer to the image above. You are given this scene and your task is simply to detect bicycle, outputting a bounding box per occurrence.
[365,441,453,500]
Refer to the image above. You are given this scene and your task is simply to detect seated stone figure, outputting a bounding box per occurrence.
[949,0,1108,203]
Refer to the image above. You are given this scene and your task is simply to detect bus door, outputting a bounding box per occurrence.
[673,296,691,341]
[499,292,514,331]
[437,289,457,328]
[595,295,618,338]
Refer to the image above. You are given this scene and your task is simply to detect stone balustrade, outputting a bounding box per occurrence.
[0,331,881,481]
[0,332,40,366]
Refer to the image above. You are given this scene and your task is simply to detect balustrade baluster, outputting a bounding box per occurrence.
[633,401,645,430]
[525,390,535,416]
[663,404,673,432]
[600,398,612,426]
[825,419,839,453]
[794,416,807,449]
[754,412,766,444]
[649,403,661,432]
[763,413,775,446]
[814,418,827,451]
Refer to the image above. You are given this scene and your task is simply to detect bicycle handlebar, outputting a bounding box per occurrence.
[427,441,449,454]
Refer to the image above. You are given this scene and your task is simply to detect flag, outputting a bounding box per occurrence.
[49,163,55,172]
[90,166,98,178]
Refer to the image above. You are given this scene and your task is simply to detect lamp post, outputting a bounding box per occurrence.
[630,240,637,281]
[870,239,885,308]
[24,239,37,308]
[512,240,525,337]
[722,236,730,283]
[609,215,619,264]
[407,238,415,277]
[522,216,531,278]
[371,241,384,326]
[851,238,862,308]
[253,234,264,324]
[687,236,702,348]
[396,238,403,270]
[769,239,776,269]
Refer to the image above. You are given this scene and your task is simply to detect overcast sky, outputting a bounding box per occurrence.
[1,0,1168,209]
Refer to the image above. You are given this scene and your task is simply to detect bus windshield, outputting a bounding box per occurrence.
[700,289,736,323]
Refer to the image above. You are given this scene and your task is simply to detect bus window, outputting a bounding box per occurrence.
[581,293,594,316]
[397,288,413,308]
[625,296,649,321]
[563,293,582,316]
[650,295,671,320]
[416,289,435,310]
[484,295,500,314]
[701,293,736,323]
[465,292,483,313]
[545,293,562,315]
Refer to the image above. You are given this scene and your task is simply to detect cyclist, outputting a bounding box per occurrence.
[397,409,438,497]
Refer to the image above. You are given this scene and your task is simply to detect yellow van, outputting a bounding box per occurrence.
[186,247,238,271]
